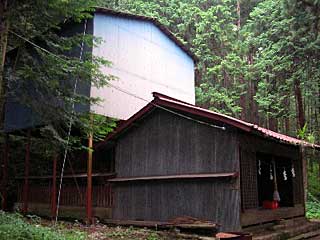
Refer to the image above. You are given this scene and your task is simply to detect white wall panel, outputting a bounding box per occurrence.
[91,13,195,120]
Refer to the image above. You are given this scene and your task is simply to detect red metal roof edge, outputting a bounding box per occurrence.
[154,94,320,149]
[96,93,320,150]
[152,92,195,106]
[156,98,253,132]
[252,125,320,149]
[94,7,198,62]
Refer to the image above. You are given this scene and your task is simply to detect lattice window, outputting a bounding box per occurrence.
[240,149,259,210]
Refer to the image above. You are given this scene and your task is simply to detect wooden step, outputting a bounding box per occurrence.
[288,229,320,240]
[271,218,309,231]
[244,217,308,234]
[252,221,320,240]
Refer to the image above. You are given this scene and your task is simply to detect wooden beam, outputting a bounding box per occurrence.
[22,130,31,214]
[301,146,307,214]
[15,172,116,180]
[1,134,8,210]
[86,129,93,224]
[51,152,57,219]
[108,172,239,182]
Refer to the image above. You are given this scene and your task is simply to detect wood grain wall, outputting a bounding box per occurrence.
[115,109,239,177]
[112,109,241,231]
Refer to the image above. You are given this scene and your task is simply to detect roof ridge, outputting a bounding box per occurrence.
[97,92,320,150]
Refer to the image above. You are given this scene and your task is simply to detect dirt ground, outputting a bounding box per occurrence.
[39,218,212,240]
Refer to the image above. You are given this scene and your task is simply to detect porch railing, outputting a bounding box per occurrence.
[16,174,114,208]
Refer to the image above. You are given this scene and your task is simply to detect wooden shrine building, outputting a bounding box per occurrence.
[96,92,319,231]
[0,7,319,232]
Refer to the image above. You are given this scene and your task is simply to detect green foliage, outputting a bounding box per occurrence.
[306,193,320,219]
[6,0,116,150]
[297,124,316,143]
[308,163,320,199]
[0,211,86,240]
[99,0,320,143]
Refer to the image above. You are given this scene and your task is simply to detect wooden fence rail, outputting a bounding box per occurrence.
[17,183,114,208]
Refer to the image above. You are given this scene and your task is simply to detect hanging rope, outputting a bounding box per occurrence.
[67,156,83,203]
[55,19,88,224]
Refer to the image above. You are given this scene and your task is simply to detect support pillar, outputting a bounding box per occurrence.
[51,153,57,219]
[300,146,307,214]
[86,130,93,224]
[1,134,8,210]
[22,130,31,214]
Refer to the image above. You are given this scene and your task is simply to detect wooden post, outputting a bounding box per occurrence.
[300,146,307,214]
[51,153,57,219]
[22,130,31,214]
[1,134,8,210]
[86,123,93,224]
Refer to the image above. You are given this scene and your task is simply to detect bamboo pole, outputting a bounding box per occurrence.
[86,115,93,224]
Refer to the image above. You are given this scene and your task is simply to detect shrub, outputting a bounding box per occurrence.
[0,211,86,240]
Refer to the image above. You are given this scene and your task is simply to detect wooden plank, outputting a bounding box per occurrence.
[108,172,238,182]
[103,219,217,230]
[241,204,305,226]
[15,172,116,180]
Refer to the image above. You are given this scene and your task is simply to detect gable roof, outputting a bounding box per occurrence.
[8,8,197,63]
[97,92,320,150]
[94,8,197,62]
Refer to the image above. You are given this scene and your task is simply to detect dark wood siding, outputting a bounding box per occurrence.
[115,109,239,177]
[113,109,241,231]
[113,180,240,231]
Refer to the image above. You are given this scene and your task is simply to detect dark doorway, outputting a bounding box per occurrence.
[275,157,294,207]
[256,154,274,206]
[256,153,294,207]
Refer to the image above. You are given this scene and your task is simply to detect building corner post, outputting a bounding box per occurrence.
[1,133,9,210]
[51,152,58,219]
[300,145,307,215]
[22,130,31,214]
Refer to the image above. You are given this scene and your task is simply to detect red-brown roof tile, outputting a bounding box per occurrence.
[97,92,320,150]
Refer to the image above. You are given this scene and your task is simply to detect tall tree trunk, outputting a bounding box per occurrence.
[269,118,278,131]
[294,78,305,130]
[237,0,241,31]
[239,75,246,120]
[0,0,8,130]
[247,50,258,124]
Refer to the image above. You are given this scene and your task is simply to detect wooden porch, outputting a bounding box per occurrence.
[241,204,305,226]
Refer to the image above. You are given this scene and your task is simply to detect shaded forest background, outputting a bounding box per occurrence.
[99,0,320,144]
[1,0,320,209]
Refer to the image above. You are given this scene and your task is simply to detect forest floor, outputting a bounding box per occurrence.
[0,211,214,240]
